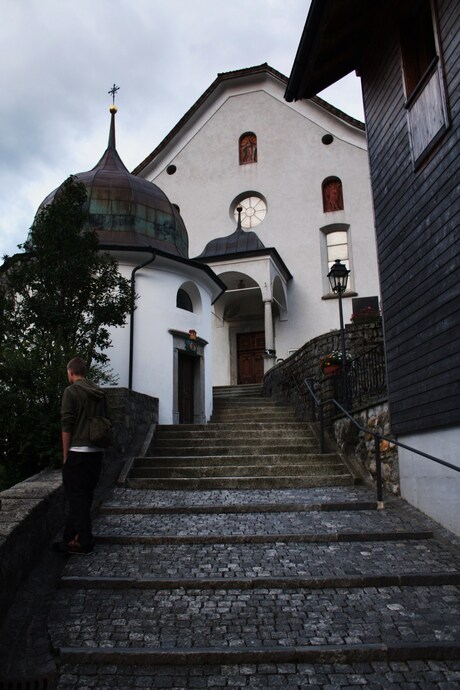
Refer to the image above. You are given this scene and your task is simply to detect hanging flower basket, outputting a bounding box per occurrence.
[320,350,351,376]
[322,363,341,377]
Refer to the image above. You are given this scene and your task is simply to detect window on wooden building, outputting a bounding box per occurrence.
[322,177,344,212]
[239,132,257,165]
[400,0,449,165]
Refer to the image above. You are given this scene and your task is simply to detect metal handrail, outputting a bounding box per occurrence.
[303,377,325,454]
[301,379,459,507]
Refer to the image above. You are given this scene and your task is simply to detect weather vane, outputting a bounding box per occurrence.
[108,83,120,105]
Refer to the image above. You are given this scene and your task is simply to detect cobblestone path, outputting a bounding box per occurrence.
[51,486,459,689]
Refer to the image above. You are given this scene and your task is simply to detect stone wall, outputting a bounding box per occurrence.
[333,403,400,495]
[97,388,159,500]
[265,320,384,400]
[0,469,64,620]
[264,321,385,417]
[0,387,158,620]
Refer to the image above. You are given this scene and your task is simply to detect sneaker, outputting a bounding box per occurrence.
[52,540,71,554]
[67,536,94,555]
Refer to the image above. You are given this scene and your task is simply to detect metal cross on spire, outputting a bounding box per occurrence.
[108,83,120,105]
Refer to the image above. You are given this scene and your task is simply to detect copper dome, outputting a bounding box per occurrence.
[38,109,189,258]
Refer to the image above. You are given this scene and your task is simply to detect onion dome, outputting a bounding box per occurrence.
[197,206,265,258]
[38,106,189,258]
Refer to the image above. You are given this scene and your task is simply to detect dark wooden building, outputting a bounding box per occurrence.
[286,0,459,533]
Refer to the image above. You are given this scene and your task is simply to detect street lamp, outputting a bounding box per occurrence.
[328,259,351,409]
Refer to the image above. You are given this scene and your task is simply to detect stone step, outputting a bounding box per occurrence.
[211,407,290,416]
[93,504,429,538]
[156,422,312,432]
[55,654,460,684]
[49,584,459,655]
[135,453,341,467]
[61,535,460,582]
[212,397,278,406]
[213,384,263,395]
[149,443,320,455]
[210,412,297,423]
[130,462,347,479]
[126,475,356,490]
[100,500,379,514]
[61,572,460,591]
[133,451,342,465]
[152,434,316,446]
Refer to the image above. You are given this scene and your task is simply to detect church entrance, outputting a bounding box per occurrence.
[178,352,195,423]
[237,331,265,384]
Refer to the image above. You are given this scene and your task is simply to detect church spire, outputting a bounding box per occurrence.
[107,83,120,150]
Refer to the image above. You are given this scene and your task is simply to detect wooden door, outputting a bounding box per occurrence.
[237,332,265,384]
[178,352,195,423]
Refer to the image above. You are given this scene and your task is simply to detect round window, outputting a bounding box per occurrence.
[233,195,267,229]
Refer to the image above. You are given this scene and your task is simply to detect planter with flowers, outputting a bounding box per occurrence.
[320,350,351,376]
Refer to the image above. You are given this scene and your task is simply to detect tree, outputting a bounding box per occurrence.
[0,176,132,485]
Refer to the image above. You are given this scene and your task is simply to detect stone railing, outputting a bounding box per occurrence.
[0,387,158,619]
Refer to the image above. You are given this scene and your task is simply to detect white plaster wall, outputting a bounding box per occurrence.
[399,426,460,536]
[211,313,231,386]
[104,261,132,389]
[106,261,215,424]
[142,78,380,379]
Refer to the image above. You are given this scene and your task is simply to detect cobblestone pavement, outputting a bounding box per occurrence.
[57,660,460,689]
[52,485,459,688]
[50,584,459,648]
[1,485,459,689]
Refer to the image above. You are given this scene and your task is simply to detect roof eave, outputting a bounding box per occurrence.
[285,0,373,102]
[194,247,293,283]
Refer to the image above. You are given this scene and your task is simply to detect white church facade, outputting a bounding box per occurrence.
[37,64,380,425]
[134,64,380,389]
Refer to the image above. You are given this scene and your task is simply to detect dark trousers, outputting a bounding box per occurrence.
[62,450,103,547]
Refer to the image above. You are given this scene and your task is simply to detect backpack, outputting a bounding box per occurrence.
[88,415,113,448]
[75,384,113,448]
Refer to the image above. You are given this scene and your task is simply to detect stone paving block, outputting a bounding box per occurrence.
[105,486,376,508]
[92,507,431,538]
[48,584,459,651]
[55,661,460,689]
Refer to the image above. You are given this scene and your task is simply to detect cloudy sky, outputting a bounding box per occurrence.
[0,0,364,258]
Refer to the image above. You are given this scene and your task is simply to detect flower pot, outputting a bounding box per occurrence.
[322,364,341,376]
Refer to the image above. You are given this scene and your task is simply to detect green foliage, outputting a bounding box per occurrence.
[0,176,132,486]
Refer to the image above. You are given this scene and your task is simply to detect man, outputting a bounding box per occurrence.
[57,356,108,555]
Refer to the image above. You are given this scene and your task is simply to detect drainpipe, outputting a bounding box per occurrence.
[129,250,156,390]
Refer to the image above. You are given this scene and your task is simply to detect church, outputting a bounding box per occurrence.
[38,64,380,425]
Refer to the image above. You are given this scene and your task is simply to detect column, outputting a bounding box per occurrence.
[264,299,276,373]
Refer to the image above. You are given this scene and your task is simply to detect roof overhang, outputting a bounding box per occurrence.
[194,247,293,283]
[101,243,227,304]
[285,0,379,101]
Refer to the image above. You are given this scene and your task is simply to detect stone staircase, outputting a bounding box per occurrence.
[48,484,460,688]
[127,384,356,490]
[2,387,459,689]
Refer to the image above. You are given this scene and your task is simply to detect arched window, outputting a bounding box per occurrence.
[176,288,193,312]
[239,132,257,165]
[322,177,344,212]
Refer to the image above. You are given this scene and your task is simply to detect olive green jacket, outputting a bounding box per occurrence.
[61,378,107,448]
